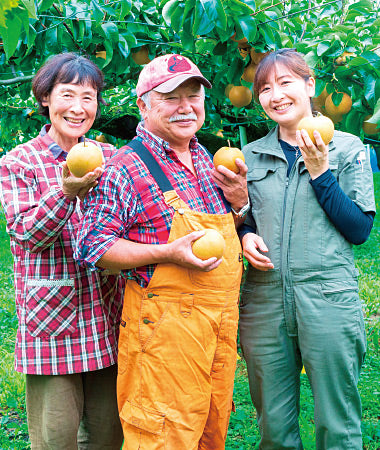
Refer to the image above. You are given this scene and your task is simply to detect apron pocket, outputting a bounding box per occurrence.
[189,247,242,291]
[119,400,165,436]
[26,278,77,338]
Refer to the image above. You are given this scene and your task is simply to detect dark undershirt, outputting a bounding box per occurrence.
[239,140,374,245]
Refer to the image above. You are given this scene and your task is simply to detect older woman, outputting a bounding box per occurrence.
[0,53,124,449]
[239,49,376,449]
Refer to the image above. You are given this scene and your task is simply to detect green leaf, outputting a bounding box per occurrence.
[230,0,256,15]
[237,15,257,42]
[347,56,371,68]
[20,0,36,19]
[1,12,22,60]
[315,78,327,97]
[166,1,185,32]
[213,41,227,56]
[37,0,55,13]
[227,57,245,85]
[81,19,93,47]
[303,51,319,69]
[193,0,217,36]
[364,75,376,105]
[119,0,132,18]
[103,39,114,68]
[331,92,344,106]
[45,27,59,53]
[317,42,330,57]
[90,0,105,22]
[101,22,119,44]
[162,0,178,26]
[345,109,362,136]
[347,0,373,13]
[369,98,380,123]
[215,0,227,30]
[118,35,129,59]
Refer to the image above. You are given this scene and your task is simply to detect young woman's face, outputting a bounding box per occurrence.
[258,63,315,129]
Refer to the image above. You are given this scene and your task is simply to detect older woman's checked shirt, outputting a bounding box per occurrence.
[0,126,124,375]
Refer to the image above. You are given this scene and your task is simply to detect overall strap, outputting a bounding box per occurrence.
[127,139,174,193]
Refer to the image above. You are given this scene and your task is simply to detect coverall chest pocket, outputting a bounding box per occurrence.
[247,167,282,220]
[25,278,77,338]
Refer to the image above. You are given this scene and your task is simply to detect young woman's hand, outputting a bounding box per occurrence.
[242,233,274,271]
[296,129,329,180]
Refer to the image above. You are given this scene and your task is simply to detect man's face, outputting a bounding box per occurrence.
[138,79,205,149]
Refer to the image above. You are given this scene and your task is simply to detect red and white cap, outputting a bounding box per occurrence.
[136,54,212,97]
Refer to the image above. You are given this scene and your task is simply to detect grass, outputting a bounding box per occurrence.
[0,174,379,449]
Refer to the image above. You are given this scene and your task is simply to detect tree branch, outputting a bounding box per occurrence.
[0,75,34,86]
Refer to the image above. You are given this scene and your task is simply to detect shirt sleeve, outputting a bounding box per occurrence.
[310,169,374,245]
[74,164,137,270]
[0,149,76,253]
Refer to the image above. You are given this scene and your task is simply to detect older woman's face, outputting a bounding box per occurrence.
[42,82,98,146]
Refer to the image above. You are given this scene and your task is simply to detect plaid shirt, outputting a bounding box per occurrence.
[0,125,124,375]
[75,124,230,287]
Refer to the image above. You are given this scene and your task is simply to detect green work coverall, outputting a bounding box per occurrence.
[239,127,376,450]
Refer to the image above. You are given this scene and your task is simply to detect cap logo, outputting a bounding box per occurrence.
[167,55,192,73]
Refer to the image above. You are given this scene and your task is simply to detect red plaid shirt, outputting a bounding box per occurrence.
[0,126,124,375]
[75,124,230,287]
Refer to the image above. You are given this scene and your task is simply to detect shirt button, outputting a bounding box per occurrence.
[178,208,185,215]
[143,318,150,325]
[147,293,154,298]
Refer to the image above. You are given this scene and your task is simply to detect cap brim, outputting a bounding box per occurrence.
[153,74,212,93]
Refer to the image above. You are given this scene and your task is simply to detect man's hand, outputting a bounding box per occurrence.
[167,231,222,272]
[211,158,248,212]
[62,162,104,202]
[242,232,274,271]
[97,231,223,273]
[296,129,329,180]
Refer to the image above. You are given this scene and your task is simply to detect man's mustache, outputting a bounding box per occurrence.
[169,113,198,122]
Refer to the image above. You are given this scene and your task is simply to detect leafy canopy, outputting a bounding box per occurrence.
[0,0,379,150]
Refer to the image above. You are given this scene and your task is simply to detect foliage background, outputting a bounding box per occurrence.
[0,0,380,152]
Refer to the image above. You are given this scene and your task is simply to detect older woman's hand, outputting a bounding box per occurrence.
[296,129,330,180]
[61,162,103,202]
[242,232,274,271]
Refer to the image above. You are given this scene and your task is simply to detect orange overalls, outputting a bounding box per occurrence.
[116,157,243,449]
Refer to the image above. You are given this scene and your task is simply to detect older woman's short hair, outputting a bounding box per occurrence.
[32,52,105,118]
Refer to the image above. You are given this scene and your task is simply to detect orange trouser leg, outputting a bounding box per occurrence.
[199,303,239,450]
[117,287,238,450]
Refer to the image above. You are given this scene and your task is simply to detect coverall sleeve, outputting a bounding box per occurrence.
[336,134,376,214]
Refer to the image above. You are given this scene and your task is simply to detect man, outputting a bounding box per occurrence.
[75,54,249,449]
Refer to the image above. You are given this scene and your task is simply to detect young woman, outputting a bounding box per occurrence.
[0,53,124,449]
[239,48,376,449]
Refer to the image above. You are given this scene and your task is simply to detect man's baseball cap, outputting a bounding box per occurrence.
[136,54,212,97]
